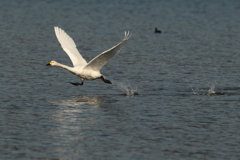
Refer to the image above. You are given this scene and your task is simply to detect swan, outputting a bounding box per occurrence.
[47,26,131,86]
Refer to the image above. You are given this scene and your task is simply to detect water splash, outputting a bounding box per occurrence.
[203,84,224,96]
[190,82,224,96]
[112,80,139,96]
[205,84,216,95]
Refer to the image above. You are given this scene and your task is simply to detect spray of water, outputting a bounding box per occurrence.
[189,81,224,96]
[207,84,216,94]
[112,79,139,96]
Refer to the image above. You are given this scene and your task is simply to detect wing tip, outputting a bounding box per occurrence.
[54,26,60,31]
[124,31,131,40]
[54,26,66,36]
[54,26,62,35]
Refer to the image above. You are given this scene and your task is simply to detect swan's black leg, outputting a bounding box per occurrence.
[100,76,112,84]
[70,78,84,86]
[70,82,83,86]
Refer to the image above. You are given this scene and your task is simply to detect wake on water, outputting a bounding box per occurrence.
[112,80,139,96]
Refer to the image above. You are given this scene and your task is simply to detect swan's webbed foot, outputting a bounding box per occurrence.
[100,76,112,84]
[70,82,83,86]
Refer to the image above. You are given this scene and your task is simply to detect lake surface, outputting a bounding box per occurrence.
[1,0,240,159]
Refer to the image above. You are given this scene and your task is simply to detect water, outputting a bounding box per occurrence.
[1,0,240,159]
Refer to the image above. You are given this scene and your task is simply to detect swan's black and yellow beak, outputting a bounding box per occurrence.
[46,62,53,66]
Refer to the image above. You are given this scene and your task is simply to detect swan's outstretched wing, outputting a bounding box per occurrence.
[84,31,131,71]
[54,26,87,67]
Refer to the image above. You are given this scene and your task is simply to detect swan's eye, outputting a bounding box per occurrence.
[50,61,54,65]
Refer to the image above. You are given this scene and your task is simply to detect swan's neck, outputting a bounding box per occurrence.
[55,62,75,72]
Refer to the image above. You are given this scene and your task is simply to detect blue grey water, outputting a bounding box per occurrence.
[0,0,240,159]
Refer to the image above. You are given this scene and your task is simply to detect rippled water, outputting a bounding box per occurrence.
[1,0,240,159]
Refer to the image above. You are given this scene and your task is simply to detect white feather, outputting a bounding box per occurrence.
[54,26,87,67]
[85,31,131,71]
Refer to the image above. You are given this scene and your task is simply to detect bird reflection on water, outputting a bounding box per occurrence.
[50,96,104,108]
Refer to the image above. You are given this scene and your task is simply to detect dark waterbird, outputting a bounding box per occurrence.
[154,28,161,33]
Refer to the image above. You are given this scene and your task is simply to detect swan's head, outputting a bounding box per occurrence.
[46,61,57,66]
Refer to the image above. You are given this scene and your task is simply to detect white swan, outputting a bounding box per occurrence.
[47,26,131,86]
